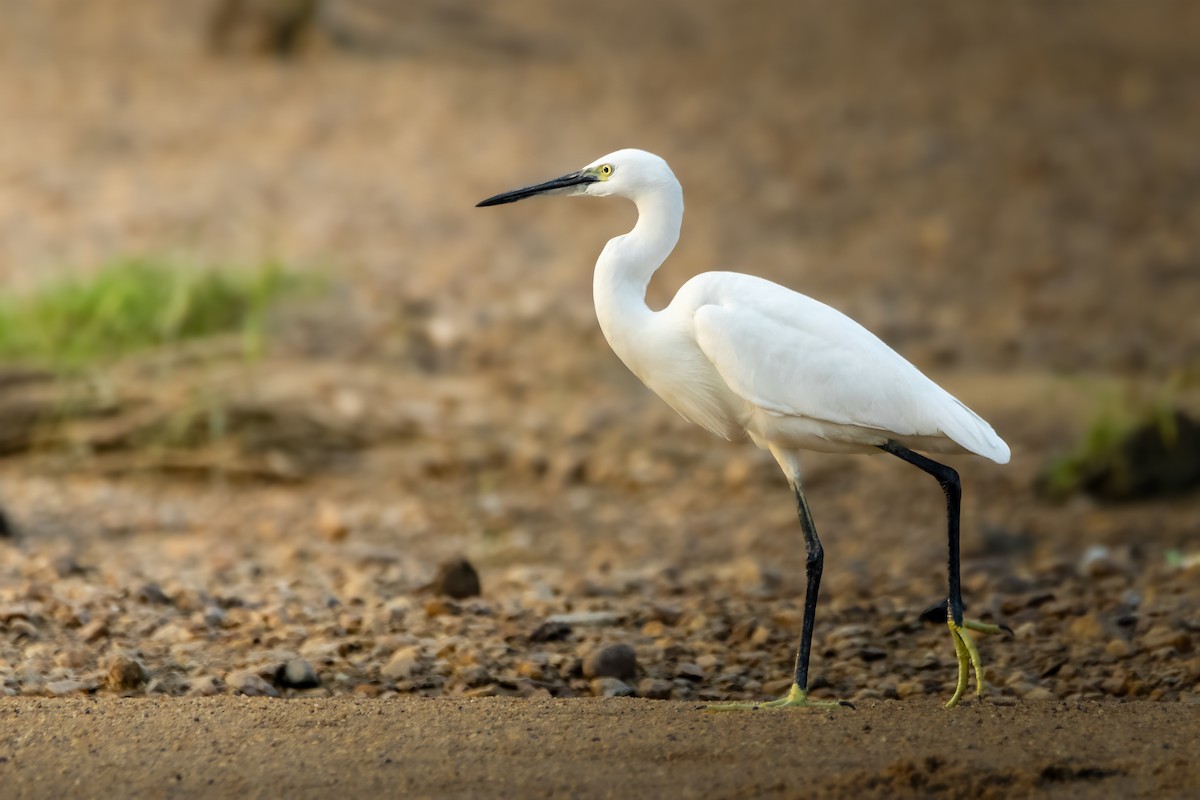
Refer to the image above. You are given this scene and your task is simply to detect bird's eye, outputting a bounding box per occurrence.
[599,164,613,177]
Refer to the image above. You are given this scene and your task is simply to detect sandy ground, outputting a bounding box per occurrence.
[1,0,1199,796]
[3,697,1198,799]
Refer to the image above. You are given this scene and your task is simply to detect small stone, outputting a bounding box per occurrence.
[136,583,171,605]
[1079,546,1122,579]
[277,659,320,689]
[10,619,38,640]
[530,621,572,642]
[316,501,349,542]
[1106,639,1134,659]
[458,665,492,688]
[423,598,456,617]
[106,655,150,692]
[859,647,887,662]
[591,677,635,697]
[1024,687,1056,701]
[431,558,481,599]
[641,620,666,637]
[52,555,85,578]
[637,678,673,700]
[381,647,422,681]
[545,611,624,627]
[515,661,544,680]
[583,644,638,681]
[1067,613,1105,642]
[650,604,683,626]
[45,679,91,696]
[676,662,706,682]
[188,676,224,696]
[227,670,280,698]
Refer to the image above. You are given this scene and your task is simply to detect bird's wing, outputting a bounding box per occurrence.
[689,276,1009,463]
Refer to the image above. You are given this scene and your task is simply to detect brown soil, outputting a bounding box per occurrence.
[2,697,1198,799]
[1,1,1199,797]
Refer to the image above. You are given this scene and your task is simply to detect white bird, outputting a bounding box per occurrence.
[478,149,1010,709]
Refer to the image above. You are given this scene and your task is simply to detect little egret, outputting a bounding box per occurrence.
[477,149,1010,709]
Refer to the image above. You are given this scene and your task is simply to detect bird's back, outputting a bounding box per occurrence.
[663,271,1010,463]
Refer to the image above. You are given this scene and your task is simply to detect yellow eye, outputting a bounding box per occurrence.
[599,164,613,177]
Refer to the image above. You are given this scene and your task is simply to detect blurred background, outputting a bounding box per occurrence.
[0,0,1196,703]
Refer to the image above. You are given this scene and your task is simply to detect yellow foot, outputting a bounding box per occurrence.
[945,618,1009,709]
[706,683,854,712]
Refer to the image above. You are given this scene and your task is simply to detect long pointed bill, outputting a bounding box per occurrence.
[476,170,597,207]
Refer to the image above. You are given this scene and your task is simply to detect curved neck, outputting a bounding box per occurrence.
[592,182,683,364]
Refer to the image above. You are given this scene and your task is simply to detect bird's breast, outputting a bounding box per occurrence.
[627,328,747,441]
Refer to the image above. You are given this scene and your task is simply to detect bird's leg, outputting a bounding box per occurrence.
[708,480,849,711]
[879,441,1009,708]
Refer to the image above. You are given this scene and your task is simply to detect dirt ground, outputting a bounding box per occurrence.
[1,1,1199,797]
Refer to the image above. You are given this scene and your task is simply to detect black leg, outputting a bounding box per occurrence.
[790,482,823,692]
[878,441,963,627]
[0,505,10,539]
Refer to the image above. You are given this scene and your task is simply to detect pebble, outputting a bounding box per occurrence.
[432,558,481,599]
[1079,546,1123,579]
[136,583,171,605]
[187,676,224,696]
[44,679,92,696]
[227,670,280,697]
[52,555,86,578]
[591,677,635,697]
[316,501,350,542]
[278,659,321,689]
[546,611,624,627]
[583,644,638,681]
[381,647,422,681]
[106,655,150,692]
[458,665,492,688]
[530,621,572,642]
[637,678,673,700]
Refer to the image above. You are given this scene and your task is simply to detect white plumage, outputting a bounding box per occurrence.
[478,147,1011,709]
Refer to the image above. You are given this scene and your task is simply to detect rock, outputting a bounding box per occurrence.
[227,670,280,697]
[423,598,457,617]
[1079,546,1122,579]
[676,663,706,682]
[188,676,224,696]
[859,647,888,662]
[277,659,320,689]
[591,677,635,697]
[457,665,492,688]
[545,611,624,627]
[136,583,172,605]
[637,678,673,700]
[1106,639,1134,659]
[530,621,572,642]
[583,644,637,681]
[316,501,349,542]
[431,558,481,599]
[106,655,150,692]
[52,555,86,578]
[45,679,92,696]
[381,647,422,681]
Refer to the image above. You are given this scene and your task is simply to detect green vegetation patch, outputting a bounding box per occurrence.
[0,259,300,366]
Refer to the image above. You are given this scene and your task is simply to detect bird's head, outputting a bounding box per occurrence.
[476,149,675,207]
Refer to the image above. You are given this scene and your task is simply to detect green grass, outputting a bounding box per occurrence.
[0,259,300,367]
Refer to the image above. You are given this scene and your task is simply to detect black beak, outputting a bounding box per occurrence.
[476,170,597,207]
